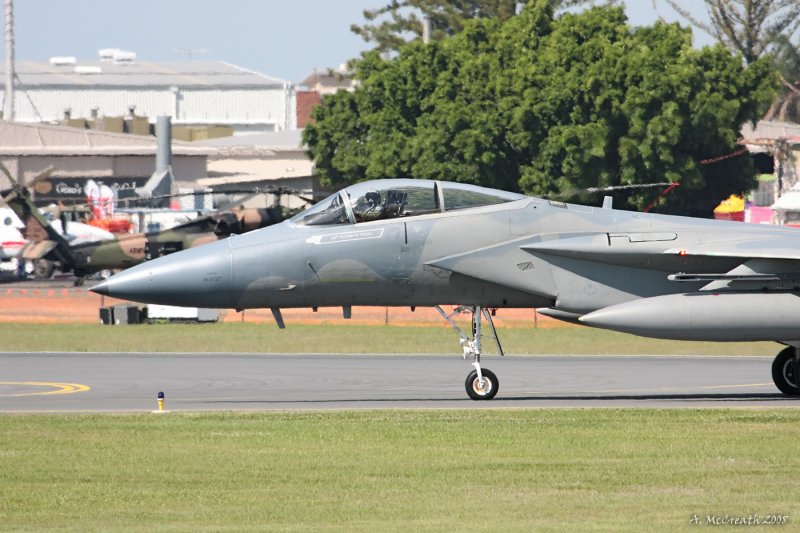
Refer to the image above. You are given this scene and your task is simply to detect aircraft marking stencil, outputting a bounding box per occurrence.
[305,228,384,245]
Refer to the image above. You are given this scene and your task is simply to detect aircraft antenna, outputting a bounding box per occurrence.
[174,48,208,61]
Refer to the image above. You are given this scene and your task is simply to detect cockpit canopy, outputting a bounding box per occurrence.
[291,179,526,226]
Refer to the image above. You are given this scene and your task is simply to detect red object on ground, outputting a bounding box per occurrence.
[713,211,745,222]
[89,218,133,233]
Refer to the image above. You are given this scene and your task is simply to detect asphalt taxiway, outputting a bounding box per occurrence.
[1,352,797,411]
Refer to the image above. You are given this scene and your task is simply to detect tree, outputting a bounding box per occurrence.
[655,0,800,64]
[768,34,800,121]
[306,2,777,216]
[351,0,616,54]
[655,0,800,121]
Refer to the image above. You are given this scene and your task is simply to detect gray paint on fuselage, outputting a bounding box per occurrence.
[93,181,800,316]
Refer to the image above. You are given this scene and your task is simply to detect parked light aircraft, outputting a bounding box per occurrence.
[93,179,800,400]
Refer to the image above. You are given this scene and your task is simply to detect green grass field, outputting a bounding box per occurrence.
[1,410,798,532]
[1,323,795,531]
[0,322,781,355]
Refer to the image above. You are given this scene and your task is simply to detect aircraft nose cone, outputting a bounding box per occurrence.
[90,278,113,296]
[90,239,234,308]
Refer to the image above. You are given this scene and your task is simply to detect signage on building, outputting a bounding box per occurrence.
[33,177,149,204]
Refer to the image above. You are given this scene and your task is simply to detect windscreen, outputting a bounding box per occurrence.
[348,181,438,222]
[440,182,525,210]
[290,193,350,226]
[291,180,525,226]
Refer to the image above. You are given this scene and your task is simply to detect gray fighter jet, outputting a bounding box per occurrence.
[92,179,800,400]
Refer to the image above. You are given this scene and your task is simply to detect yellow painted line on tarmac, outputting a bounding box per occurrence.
[0,381,91,397]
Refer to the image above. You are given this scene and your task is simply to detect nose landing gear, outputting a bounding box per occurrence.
[465,367,499,401]
[435,305,503,400]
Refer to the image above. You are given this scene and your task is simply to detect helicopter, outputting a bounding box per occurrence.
[0,163,313,284]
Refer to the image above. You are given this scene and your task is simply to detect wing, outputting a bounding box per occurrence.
[430,227,800,293]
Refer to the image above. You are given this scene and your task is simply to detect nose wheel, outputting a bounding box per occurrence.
[466,367,499,400]
[436,305,503,401]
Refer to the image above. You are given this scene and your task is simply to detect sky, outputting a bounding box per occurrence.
[2,1,712,84]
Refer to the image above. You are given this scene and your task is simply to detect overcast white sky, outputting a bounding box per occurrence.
[2,1,712,83]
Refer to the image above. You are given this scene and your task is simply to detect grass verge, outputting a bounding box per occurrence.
[1,410,798,532]
[0,322,780,355]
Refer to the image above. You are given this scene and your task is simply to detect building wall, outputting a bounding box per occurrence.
[297,90,321,128]
[178,88,294,129]
[6,154,205,180]
[1,154,208,204]
[786,146,800,188]
[109,155,203,182]
[18,155,115,180]
[12,89,174,122]
[3,86,297,134]
[171,157,208,182]
[111,156,156,178]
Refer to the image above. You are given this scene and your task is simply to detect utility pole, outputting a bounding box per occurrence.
[3,0,14,121]
[421,15,431,44]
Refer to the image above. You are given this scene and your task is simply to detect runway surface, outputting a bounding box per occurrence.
[1,352,798,412]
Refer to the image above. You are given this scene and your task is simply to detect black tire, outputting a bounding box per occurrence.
[465,368,499,401]
[771,347,800,396]
[33,259,55,280]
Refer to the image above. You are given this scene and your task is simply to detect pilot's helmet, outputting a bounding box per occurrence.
[365,190,380,206]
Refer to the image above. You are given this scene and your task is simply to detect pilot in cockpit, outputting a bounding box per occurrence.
[356,190,385,222]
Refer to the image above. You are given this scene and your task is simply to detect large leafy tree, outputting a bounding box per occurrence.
[351,0,615,54]
[306,2,776,216]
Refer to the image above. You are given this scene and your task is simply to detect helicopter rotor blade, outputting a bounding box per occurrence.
[28,166,55,187]
[0,160,16,185]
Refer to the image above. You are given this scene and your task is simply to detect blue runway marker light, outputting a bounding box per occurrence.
[152,391,169,413]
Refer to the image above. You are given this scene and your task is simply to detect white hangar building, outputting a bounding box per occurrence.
[0,58,296,135]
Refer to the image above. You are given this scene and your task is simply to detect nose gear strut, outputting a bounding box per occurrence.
[435,305,503,400]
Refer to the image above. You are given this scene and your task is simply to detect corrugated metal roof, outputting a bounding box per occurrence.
[0,121,213,156]
[1,61,289,88]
